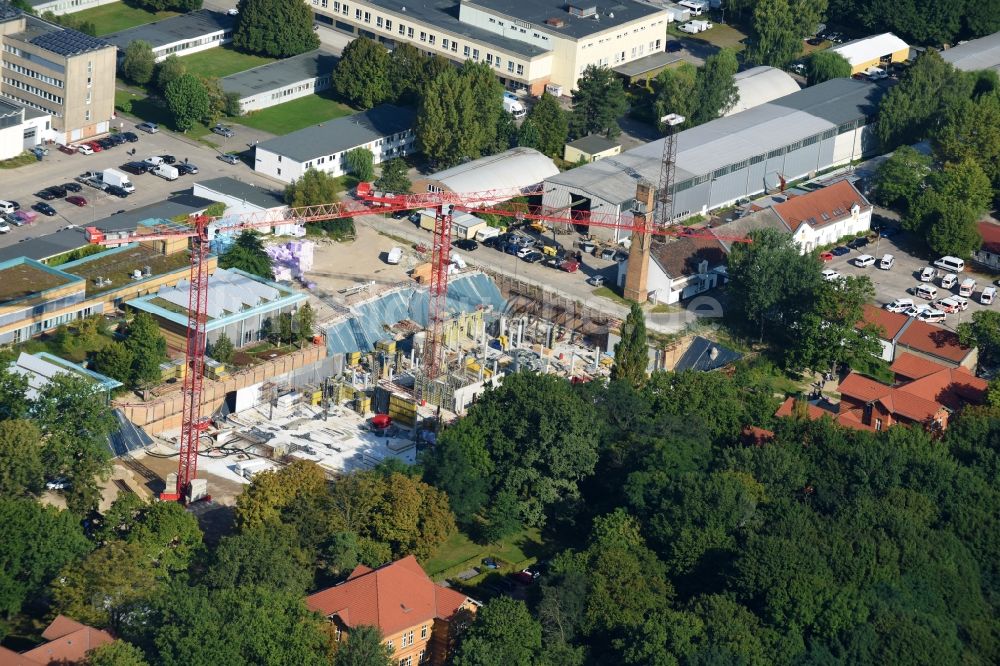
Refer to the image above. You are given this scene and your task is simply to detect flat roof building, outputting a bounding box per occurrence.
[311,0,669,93]
[543,78,884,241]
[940,31,1000,73]
[254,104,416,184]
[104,9,236,62]
[0,9,116,143]
[564,134,621,163]
[222,49,337,113]
[126,267,307,350]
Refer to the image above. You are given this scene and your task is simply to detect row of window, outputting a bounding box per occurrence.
[268,80,320,101]
[2,61,64,88]
[2,92,59,118]
[158,32,231,56]
[3,77,63,104]
[486,15,549,41]
[314,1,528,77]
[674,121,867,192]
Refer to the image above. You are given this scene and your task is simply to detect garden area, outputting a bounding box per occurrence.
[423,526,545,582]
[69,3,179,35]
[177,46,276,80]
[234,90,354,135]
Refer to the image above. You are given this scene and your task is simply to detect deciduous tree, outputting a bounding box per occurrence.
[417,68,478,167]
[285,168,343,207]
[652,63,698,128]
[333,38,390,109]
[871,145,932,210]
[209,332,235,363]
[461,60,504,155]
[233,0,319,58]
[958,311,1000,367]
[524,92,568,158]
[345,147,375,182]
[452,597,544,666]
[569,65,628,138]
[154,55,186,94]
[806,50,851,85]
[123,312,168,388]
[164,73,210,132]
[121,40,155,85]
[0,420,44,497]
[205,525,314,593]
[373,157,411,193]
[95,341,135,387]
[745,0,801,68]
[85,640,150,666]
[296,302,315,342]
[933,93,1000,186]
[333,625,393,666]
[693,48,740,123]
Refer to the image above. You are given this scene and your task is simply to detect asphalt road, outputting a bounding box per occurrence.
[0,119,282,250]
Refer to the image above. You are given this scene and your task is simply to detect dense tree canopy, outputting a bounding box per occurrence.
[233,0,319,58]
[285,168,344,207]
[333,38,391,110]
[219,230,274,280]
[164,73,210,132]
[806,50,851,85]
[121,41,155,86]
[611,302,648,388]
[569,66,628,139]
[374,157,411,193]
[518,92,568,158]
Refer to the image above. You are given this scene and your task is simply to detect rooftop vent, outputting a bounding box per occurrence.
[546,17,566,27]
[566,3,597,17]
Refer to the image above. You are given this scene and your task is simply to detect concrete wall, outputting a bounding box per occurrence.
[116,343,327,434]
[0,120,22,160]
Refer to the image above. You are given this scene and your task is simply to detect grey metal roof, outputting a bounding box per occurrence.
[0,195,215,263]
[364,0,548,57]
[465,0,664,40]
[26,21,111,56]
[548,78,883,205]
[104,10,235,51]
[613,50,684,77]
[0,97,20,118]
[221,50,337,98]
[195,177,285,210]
[256,104,416,163]
[940,32,1000,72]
[673,335,742,372]
[0,94,46,119]
[566,134,619,155]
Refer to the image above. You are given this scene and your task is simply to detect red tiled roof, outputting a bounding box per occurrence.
[890,352,949,381]
[1,616,115,666]
[896,366,988,411]
[857,304,910,340]
[978,221,1000,255]
[897,319,973,363]
[306,556,470,637]
[838,373,891,403]
[773,180,870,232]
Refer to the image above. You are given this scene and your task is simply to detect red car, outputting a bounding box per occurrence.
[820,252,834,262]
[559,260,580,273]
[86,141,103,152]
[66,195,87,207]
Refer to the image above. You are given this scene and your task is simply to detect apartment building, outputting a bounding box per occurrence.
[307,556,478,666]
[311,0,669,93]
[0,6,116,143]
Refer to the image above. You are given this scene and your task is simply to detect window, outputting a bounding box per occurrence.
[419,31,426,42]
[463,45,470,56]
[276,167,281,176]
[354,8,360,19]
[85,91,91,104]
[399,23,405,35]
[442,38,448,49]
[342,3,348,14]
[385,19,391,30]
[451,41,457,52]
[420,625,428,639]
[472,48,479,60]
[407,27,414,38]
[333,1,340,10]
[401,632,409,648]
[418,650,427,663]
[84,109,91,121]
[507,61,514,72]
[399,658,412,666]
[486,53,493,64]
[386,640,394,652]
[875,417,883,431]
[655,38,662,49]
[428,35,435,45]
[516,64,524,75]
[406,630,414,646]
[376,16,382,27]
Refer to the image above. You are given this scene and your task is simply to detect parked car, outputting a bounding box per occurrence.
[85,141,103,152]
[522,251,544,263]
[136,122,158,134]
[935,297,968,314]
[106,184,130,198]
[62,182,82,193]
[516,246,534,259]
[920,266,937,282]
[885,298,914,313]
[35,189,56,200]
[175,162,199,175]
[212,124,235,137]
[666,40,683,52]
[542,257,561,269]
[32,202,56,216]
[75,143,94,155]
[820,251,834,262]
[217,153,240,164]
[0,221,9,233]
[587,275,605,287]
[903,304,932,318]
[821,269,841,281]
[917,308,947,323]
[65,195,87,207]
[106,134,125,146]
[46,185,67,198]
[854,254,876,268]
[483,235,502,249]
[121,162,148,175]
[559,259,580,273]
[847,236,870,249]
[831,245,850,256]
[120,131,139,143]
[96,137,115,150]
[482,557,499,570]
[408,212,421,224]
[454,238,478,251]
[511,568,540,585]
[57,143,77,155]
[160,154,177,164]
[391,209,411,220]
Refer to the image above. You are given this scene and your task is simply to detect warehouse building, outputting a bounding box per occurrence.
[829,32,910,75]
[221,50,338,113]
[543,78,884,242]
[126,268,307,350]
[940,31,1000,73]
[412,147,558,203]
[254,104,416,184]
[105,10,236,62]
[311,0,669,93]
[725,66,800,116]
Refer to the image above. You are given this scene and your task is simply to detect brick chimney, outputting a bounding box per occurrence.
[623,181,655,302]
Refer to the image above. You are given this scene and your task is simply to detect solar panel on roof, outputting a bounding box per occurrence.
[29,29,110,56]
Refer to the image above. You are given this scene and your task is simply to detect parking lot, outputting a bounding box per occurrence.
[0,119,274,251]
[824,229,998,331]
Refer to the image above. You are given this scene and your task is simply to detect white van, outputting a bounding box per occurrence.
[934,256,965,273]
[386,247,402,264]
[940,273,957,289]
[920,266,936,282]
[879,254,894,270]
[981,286,996,305]
[959,278,976,297]
[916,284,938,300]
[0,200,15,215]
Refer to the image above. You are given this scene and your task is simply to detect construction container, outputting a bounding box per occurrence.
[303,384,323,405]
[203,359,228,380]
[160,361,178,381]
[347,351,362,366]
[356,397,371,415]
[375,339,397,354]
[388,392,418,427]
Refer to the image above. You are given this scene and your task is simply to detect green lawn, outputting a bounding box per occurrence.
[71,3,179,35]
[669,22,748,52]
[423,527,544,579]
[235,91,354,135]
[179,46,276,80]
[116,90,214,140]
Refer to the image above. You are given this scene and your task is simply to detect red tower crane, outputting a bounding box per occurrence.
[88,184,749,502]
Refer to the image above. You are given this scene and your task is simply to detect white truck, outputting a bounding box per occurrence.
[153,164,179,181]
[503,92,527,120]
[679,20,713,33]
[102,168,135,193]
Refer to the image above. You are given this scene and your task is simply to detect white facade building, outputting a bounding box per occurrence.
[254,104,416,184]
[616,235,728,305]
[222,50,337,113]
[105,10,236,62]
[25,0,117,15]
